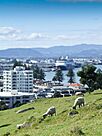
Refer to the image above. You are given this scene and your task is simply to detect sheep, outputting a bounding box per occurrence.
[75,92,84,96]
[16,123,25,129]
[16,122,31,129]
[73,97,85,110]
[43,106,56,119]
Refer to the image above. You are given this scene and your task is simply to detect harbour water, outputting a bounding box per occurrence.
[45,65,102,84]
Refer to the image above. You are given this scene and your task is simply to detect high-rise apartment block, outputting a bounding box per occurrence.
[3,66,33,93]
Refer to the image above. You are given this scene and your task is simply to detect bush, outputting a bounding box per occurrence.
[3,132,10,136]
[96,104,102,110]
[69,110,79,116]
[70,126,85,136]
[0,101,8,110]
[23,134,30,136]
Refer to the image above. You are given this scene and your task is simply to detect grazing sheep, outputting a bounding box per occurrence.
[75,92,84,96]
[73,97,85,110]
[16,122,31,129]
[17,123,24,129]
[43,106,56,119]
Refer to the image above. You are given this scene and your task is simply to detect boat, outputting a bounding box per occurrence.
[55,59,74,70]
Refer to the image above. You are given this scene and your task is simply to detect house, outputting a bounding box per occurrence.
[67,83,86,93]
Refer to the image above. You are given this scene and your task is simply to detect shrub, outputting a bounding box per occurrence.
[96,104,102,110]
[23,134,30,136]
[3,132,10,136]
[70,126,85,136]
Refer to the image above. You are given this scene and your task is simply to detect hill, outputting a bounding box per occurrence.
[35,44,102,57]
[0,48,43,58]
[0,44,102,58]
[0,90,102,136]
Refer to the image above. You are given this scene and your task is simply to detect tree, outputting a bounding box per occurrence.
[77,64,97,93]
[13,59,23,69]
[95,69,102,89]
[13,101,22,108]
[54,69,63,84]
[0,101,8,110]
[38,69,45,80]
[52,76,57,84]
[13,59,31,70]
[33,65,39,79]
[33,65,45,80]
[66,68,75,83]
[24,64,31,70]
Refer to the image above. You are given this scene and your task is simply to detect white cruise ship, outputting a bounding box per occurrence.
[55,59,74,70]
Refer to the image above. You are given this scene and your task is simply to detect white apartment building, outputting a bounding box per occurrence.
[0,63,14,75]
[3,66,33,93]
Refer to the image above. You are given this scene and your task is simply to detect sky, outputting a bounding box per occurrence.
[0,0,102,49]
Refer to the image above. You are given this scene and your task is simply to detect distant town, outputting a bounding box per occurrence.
[0,56,102,109]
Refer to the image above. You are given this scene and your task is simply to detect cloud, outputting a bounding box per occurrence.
[16,33,49,41]
[0,27,20,35]
[28,33,44,39]
[0,27,48,41]
[56,35,69,40]
[1,26,102,47]
[53,27,102,44]
[55,34,80,41]
[0,27,21,40]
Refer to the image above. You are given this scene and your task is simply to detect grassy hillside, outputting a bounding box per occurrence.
[0,90,102,136]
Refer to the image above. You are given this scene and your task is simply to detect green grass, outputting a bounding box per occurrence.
[0,90,102,136]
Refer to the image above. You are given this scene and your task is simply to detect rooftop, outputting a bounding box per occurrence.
[0,92,35,97]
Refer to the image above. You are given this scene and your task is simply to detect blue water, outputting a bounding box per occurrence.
[45,65,102,84]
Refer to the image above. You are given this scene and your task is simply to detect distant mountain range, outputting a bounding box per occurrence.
[0,44,102,58]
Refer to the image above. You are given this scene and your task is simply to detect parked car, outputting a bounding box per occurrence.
[36,93,46,99]
[52,91,63,98]
[46,92,54,98]
[60,91,72,97]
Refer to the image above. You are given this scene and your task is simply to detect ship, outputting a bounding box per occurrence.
[55,59,75,70]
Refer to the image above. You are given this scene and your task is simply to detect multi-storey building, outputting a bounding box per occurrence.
[0,63,14,75]
[3,66,33,93]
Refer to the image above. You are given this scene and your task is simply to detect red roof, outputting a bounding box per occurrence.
[68,83,81,87]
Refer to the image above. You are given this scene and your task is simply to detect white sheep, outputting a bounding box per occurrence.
[43,106,56,119]
[73,97,85,110]
[16,122,31,129]
[75,92,84,96]
[16,123,25,129]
